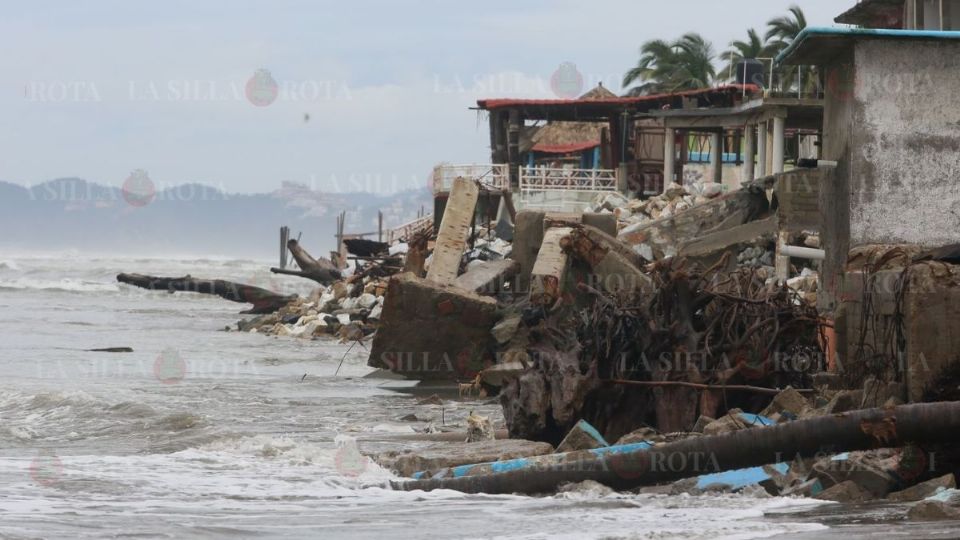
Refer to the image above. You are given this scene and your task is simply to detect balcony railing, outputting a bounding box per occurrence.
[519,167,618,193]
[432,164,509,193]
[386,214,434,244]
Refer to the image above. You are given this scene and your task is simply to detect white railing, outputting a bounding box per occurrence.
[432,164,509,193]
[519,167,618,193]
[386,214,434,244]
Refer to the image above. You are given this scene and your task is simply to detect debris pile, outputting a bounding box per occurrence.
[590,181,726,230]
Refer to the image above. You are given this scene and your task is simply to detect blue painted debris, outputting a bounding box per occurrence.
[575,419,610,447]
[738,412,776,427]
[411,440,654,480]
[695,462,789,491]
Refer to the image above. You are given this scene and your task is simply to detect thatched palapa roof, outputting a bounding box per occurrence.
[526,84,617,154]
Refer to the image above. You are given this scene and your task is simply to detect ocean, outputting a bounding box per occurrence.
[0,254,846,539]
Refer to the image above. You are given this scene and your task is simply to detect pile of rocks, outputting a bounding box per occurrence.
[238,275,387,341]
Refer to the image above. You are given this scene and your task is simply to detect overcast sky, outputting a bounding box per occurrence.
[2,0,845,195]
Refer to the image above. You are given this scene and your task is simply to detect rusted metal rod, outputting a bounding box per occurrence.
[605,379,814,395]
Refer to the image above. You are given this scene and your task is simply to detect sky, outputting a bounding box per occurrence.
[2,0,845,196]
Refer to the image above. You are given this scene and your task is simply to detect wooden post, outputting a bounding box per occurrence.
[279,226,289,269]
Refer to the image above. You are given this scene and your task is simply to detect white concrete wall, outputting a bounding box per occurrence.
[850,39,960,246]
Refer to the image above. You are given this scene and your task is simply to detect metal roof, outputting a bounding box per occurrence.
[777,27,960,66]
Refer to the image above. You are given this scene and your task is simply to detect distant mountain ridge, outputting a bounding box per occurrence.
[0,178,431,258]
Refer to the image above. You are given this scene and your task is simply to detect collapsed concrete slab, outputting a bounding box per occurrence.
[512,211,618,293]
[453,259,519,294]
[561,226,652,297]
[426,177,479,286]
[368,272,499,380]
[530,227,572,305]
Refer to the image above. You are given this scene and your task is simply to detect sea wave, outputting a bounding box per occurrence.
[0,277,119,293]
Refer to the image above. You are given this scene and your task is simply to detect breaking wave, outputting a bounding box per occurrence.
[0,277,119,293]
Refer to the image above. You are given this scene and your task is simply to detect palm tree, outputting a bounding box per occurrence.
[719,28,768,82]
[763,5,817,94]
[622,33,717,96]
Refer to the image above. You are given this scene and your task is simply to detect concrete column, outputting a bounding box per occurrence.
[743,125,755,182]
[757,122,767,177]
[663,127,675,190]
[765,122,774,175]
[772,116,786,174]
[710,131,723,183]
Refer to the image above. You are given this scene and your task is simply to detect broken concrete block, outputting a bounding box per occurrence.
[376,439,555,478]
[426,177,479,286]
[811,450,898,497]
[561,226,652,298]
[491,314,522,345]
[511,210,547,293]
[860,377,905,409]
[615,426,663,445]
[453,259,519,294]
[692,415,714,433]
[815,480,872,503]
[555,419,609,453]
[368,273,499,380]
[530,227,572,305]
[781,478,825,498]
[701,409,774,436]
[823,389,864,414]
[887,474,957,502]
[760,386,811,421]
[907,500,960,521]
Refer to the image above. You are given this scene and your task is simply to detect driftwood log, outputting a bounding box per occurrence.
[270,239,342,285]
[116,273,296,314]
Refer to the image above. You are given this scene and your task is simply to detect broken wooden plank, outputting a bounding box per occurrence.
[426,177,479,286]
[453,259,519,294]
[530,227,572,305]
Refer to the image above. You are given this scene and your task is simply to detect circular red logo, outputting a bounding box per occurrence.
[29,450,63,486]
[550,62,584,99]
[246,69,279,107]
[825,64,856,103]
[334,443,368,477]
[154,349,186,384]
[122,169,155,207]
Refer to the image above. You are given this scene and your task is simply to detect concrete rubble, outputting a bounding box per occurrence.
[228,170,960,508]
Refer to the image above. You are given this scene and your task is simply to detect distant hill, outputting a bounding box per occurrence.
[0,178,431,259]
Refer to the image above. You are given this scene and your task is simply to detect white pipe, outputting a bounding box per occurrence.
[780,245,825,260]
